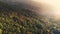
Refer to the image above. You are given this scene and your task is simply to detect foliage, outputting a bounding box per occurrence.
[0,1,53,34]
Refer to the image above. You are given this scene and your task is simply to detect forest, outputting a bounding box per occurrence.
[0,1,60,34]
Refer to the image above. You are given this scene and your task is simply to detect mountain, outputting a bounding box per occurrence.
[0,1,54,34]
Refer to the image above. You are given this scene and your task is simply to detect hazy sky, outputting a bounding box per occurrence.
[32,0,60,14]
[32,0,60,20]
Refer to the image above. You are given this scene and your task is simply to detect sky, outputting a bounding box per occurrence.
[32,0,60,20]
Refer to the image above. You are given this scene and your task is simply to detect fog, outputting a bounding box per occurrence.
[32,0,60,20]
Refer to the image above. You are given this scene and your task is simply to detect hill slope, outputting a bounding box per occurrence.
[0,1,53,34]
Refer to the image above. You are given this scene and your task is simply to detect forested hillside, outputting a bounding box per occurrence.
[0,1,56,34]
